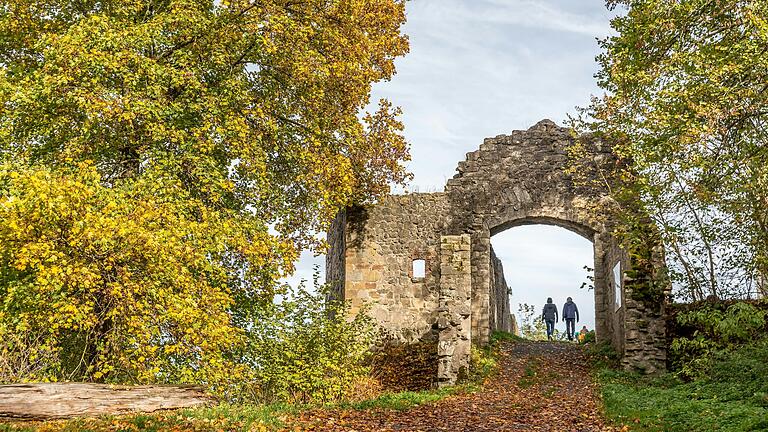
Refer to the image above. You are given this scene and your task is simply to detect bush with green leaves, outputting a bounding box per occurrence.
[468,345,497,384]
[517,303,547,341]
[242,280,377,404]
[671,302,767,379]
[600,340,768,431]
[586,341,620,370]
[581,330,596,344]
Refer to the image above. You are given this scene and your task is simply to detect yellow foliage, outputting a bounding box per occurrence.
[0,0,411,248]
[0,163,289,388]
[0,0,411,398]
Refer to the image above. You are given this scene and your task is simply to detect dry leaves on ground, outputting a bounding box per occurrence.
[291,341,621,432]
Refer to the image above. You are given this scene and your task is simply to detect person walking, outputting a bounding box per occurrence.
[562,297,579,341]
[541,297,558,340]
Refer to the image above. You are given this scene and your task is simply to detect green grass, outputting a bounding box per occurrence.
[586,341,621,369]
[0,403,300,432]
[341,386,464,411]
[490,330,526,344]
[598,340,768,431]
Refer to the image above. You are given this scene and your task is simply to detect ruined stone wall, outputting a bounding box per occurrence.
[489,246,512,333]
[330,193,451,342]
[601,235,628,353]
[600,232,667,373]
[621,242,670,374]
[328,119,669,382]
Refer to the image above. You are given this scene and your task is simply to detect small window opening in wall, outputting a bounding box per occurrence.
[412,259,426,280]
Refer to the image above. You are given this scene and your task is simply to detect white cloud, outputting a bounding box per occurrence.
[282,250,325,290]
[478,0,613,36]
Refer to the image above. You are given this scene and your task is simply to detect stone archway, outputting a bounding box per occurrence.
[442,120,629,355]
[327,120,668,385]
[486,214,615,344]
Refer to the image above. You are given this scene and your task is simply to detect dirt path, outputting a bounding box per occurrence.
[294,341,613,431]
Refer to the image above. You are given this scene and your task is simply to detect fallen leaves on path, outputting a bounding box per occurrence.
[291,341,618,431]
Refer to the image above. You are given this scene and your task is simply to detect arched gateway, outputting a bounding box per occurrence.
[327,120,668,385]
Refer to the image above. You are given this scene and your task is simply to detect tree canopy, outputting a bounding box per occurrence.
[586,0,768,300]
[0,0,410,386]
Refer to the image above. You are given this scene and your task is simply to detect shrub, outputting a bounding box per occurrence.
[587,342,620,369]
[671,302,767,379]
[517,303,547,340]
[0,329,59,383]
[468,345,497,384]
[242,280,377,404]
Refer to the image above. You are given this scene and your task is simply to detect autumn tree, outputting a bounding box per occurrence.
[0,0,410,387]
[584,0,768,300]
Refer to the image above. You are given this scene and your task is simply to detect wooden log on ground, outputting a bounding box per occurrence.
[0,383,213,420]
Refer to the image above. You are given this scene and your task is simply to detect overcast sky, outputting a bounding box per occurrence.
[290,0,620,332]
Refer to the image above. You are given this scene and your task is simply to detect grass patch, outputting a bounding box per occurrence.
[0,403,300,432]
[598,340,768,431]
[517,358,540,388]
[586,341,620,369]
[490,330,526,344]
[342,386,462,411]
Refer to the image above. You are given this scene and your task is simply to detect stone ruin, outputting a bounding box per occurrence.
[327,120,668,385]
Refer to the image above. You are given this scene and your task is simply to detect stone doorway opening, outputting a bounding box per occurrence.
[490,224,595,341]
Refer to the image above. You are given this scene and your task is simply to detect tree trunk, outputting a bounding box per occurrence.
[0,383,212,420]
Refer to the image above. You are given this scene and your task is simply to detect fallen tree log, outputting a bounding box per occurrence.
[0,383,213,420]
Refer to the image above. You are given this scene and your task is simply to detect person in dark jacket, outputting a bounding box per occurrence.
[541,297,558,340]
[562,297,579,341]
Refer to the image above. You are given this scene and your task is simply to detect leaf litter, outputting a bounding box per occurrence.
[291,340,623,431]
